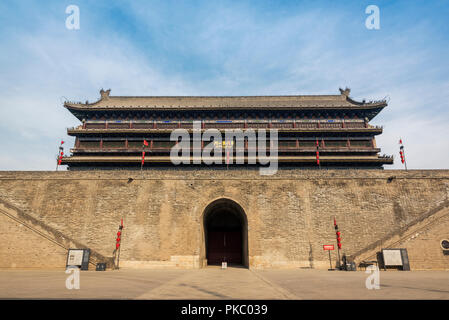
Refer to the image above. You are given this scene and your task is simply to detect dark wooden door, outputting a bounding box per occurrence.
[207,231,242,265]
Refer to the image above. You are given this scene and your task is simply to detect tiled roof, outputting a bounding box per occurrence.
[64,88,387,111]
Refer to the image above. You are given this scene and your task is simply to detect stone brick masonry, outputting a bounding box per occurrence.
[0,169,448,270]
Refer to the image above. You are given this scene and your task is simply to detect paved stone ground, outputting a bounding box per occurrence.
[0,267,448,299]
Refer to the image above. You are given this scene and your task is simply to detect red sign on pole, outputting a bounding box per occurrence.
[323,245,335,251]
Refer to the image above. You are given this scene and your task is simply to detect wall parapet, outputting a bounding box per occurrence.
[1,169,449,181]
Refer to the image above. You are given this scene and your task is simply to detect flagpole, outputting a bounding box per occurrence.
[141,150,144,171]
[56,139,64,171]
[117,220,123,270]
[141,140,146,171]
[334,217,341,270]
[403,152,408,170]
[399,138,408,171]
[115,218,124,270]
[403,147,408,171]
[141,140,149,178]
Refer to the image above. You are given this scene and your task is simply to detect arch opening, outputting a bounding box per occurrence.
[202,199,248,268]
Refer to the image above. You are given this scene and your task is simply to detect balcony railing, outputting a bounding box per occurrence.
[68,121,383,131]
[73,145,379,152]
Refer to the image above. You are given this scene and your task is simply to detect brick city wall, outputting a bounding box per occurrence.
[0,169,448,270]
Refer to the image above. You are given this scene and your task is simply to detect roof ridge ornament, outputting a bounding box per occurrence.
[100,88,111,100]
[339,87,351,97]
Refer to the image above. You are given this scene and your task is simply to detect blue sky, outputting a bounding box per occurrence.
[0,0,448,169]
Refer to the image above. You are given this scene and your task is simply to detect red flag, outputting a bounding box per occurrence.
[141,151,146,165]
[143,140,148,146]
[316,139,320,165]
[334,217,339,232]
[334,217,341,248]
[398,139,407,169]
[57,140,64,168]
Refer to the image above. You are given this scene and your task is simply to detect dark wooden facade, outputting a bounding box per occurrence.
[61,88,393,169]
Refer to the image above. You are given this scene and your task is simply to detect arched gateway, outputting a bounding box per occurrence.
[202,199,248,267]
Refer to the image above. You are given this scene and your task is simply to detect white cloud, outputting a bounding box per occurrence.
[0,10,195,170]
[0,2,447,169]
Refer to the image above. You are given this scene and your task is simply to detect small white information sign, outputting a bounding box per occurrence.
[382,249,403,266]
[222,262,227,269]
[67,249,84,267]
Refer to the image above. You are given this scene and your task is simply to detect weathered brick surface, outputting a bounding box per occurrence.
[0,213,67,269]
[395,214,449,270]
[0,170,448,270]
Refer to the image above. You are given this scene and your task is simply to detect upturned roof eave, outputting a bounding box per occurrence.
[64,102,387,111]
[63,88,387,121]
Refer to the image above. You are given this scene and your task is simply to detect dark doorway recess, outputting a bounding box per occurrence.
[203,199,248,267]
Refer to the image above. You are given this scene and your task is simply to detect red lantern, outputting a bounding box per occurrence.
[116,243,120,249]
[336,231,342,248]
